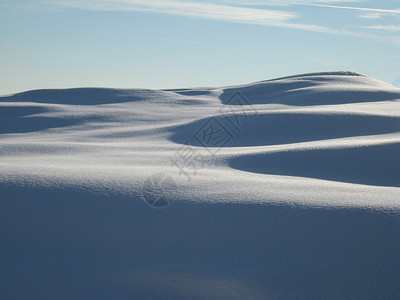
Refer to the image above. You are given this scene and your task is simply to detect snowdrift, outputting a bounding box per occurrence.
[1,71,400,299]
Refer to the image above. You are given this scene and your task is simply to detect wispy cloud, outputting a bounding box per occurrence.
[295,3,400,14]
[50,0,294,21]
[362,25,400,32]
[35,0,400,45]
[46,0,333,33]
[350,31,400,45]
[1,2,62,12]
[220,0,364,6]
[358,13,382,19]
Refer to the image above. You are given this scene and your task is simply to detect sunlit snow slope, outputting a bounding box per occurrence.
[1,71,399,209]
[1,71,400,300]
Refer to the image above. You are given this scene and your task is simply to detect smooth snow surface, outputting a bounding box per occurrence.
[1,71,400,299]
[1,71,399,209]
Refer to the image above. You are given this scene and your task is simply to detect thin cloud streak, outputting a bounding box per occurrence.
[220,0,363,6]
[358,13,382,19]
[347,30,400,45]
[52,0,295,21]
[363,25,400,32]
[48,0,333,33]
[296,3,400,14]
[42,0,400,44]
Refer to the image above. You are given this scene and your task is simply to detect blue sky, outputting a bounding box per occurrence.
[1,0,400,94]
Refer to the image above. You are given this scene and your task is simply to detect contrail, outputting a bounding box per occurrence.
[296,3,400,14]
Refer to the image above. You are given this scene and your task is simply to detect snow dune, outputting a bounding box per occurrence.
[1,71,400,299]
[2,71,397,208]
